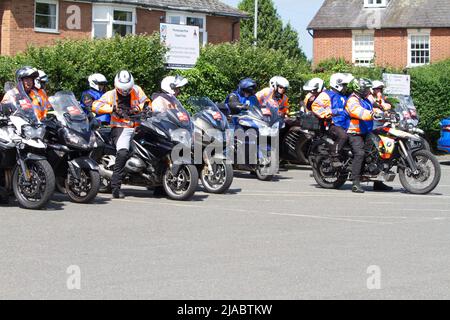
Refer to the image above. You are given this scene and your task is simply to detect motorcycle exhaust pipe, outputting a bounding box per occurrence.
[98,165,113,179]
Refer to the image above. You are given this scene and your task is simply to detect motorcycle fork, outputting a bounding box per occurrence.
[16,148,31,182]
[398,140,419,174]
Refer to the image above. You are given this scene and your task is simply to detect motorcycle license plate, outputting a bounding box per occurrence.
[261,108,272,116]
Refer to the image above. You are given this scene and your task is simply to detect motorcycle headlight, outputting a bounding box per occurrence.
[22,125,45,140]
[170,129,192,146]
[64,130,87,147]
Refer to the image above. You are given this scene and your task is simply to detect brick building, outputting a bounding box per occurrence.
[308,0,450,68]
[0,0,247,56]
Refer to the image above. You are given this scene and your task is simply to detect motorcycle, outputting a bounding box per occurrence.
[44,91,100,203]
[189,97,234,194]
[0,94,55,209]
[309,112,441,194]
[229,104,284,181]
[94,97,199,201]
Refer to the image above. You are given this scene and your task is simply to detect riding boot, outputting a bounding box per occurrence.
[373,181,394,191]
[352,178,365,193]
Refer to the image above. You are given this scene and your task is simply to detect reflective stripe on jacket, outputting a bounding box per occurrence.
[256,87,289,116]
[311,91,332,119]
[92,85,148,128]
[345,94,374,135]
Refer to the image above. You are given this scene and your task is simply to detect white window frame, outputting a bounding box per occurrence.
[407,29,431,67]
[92,4,136,39]
[352,30,375,67]
[364,0,388,8]
[34,0,59,33]
[165,11,207,46]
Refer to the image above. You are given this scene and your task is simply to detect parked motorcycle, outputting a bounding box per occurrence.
[309,112,441,194]
[229,104,284,181]
[44,91,100,203]
[0,96,55,209]
[94,97,199,201]
[189,97,234,194]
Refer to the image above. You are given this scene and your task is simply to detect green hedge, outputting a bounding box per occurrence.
[0,34,167,98]
[1,37,449,148]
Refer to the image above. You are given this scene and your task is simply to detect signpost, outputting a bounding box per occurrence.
[382,73,411,96]
[160,23,200,70]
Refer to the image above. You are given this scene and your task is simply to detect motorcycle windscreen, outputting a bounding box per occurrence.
[188,97,228,130]
[2,88,39,124]
[150,94,192,131]
[49,91,90,136]
[247,104,281,126]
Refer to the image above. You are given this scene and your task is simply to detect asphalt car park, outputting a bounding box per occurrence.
[1,157,450,299]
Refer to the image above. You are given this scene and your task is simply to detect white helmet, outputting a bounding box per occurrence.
[114,70,134,96]
[34,70,48,90]
[88,73,108,92]
[329,73,354,93]
[303,78,325,93]
[372,80,385,90]
[161,75,188,95]
[270,76,289,90]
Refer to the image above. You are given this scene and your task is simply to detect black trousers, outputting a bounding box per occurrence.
[329,125,348,156]
[110,127,133,191]
[348,134,366,181]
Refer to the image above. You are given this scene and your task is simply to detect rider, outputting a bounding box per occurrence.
[256,76,290,117]
[225,78,259,115]
[81,73,109,120]
[302,78,325,112]
[151,75,188,113]
[92,70,149,199]
[1,66,52,121]
[311,73,354,166]
[345,78,386,193]
[370,80,392,111]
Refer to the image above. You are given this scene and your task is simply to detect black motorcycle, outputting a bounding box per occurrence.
[94,97,199,201]
[189,97,234,194]
[0,97,55,209]
[44,91,100,203]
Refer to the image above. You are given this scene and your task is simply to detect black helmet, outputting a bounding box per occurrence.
[15,66,39,83]
[238,78,257,95]
[348,78,372,97]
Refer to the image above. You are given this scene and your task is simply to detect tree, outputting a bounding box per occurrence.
[238,0,306,61]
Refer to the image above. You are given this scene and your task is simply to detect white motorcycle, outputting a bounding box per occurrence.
[0,99,55,209]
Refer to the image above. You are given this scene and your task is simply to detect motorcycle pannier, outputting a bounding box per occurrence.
[299,112,320,131]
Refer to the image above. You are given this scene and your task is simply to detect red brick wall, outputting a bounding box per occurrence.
[1,0,12,56]
[2,0,91,55]
[431,28,450,63]
[206,16,240,44]
[136,8,165,36]
[312,29,353,66]
[313,27,450,68]
[374,29,408,68]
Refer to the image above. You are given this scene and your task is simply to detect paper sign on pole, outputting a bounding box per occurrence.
[160,23,200,70]
[382,73,411,96]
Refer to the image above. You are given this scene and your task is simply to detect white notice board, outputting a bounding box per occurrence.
[382,73,411,96]
[160,23,200,69]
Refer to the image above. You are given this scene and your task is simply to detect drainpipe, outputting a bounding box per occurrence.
[231,19,239,42]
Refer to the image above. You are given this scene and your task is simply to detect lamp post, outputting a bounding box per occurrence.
[254,0,258,46]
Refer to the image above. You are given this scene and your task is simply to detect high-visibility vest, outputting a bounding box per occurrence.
[345,94,374,135]
[256,87,289,116]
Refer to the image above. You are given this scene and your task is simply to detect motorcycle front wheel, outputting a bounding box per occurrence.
[399,150,441,194]
[201,162,234,194]
[65,169,100,203]
[163,165,198,201]
[12,160,55,210]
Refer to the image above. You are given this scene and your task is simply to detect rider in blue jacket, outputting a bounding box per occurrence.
[80,73,108,123]
[225,78,259,115]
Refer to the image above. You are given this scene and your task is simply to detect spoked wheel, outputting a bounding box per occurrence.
[12,160,55,210]
[65,169,100,203]
[163,165,198,201]
[311,155,347,189]
[201,162,234,194]
[399,150,441,194]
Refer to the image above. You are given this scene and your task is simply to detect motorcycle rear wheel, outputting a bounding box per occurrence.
[311,156,347,189]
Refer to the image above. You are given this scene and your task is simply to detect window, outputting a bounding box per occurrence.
[364,0,388,8]
[166,12,207,46]
[35,0,59,33]
[92,5,135,39]
[408,29,431,67]
[352,31,375,66]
